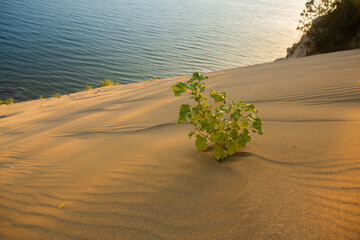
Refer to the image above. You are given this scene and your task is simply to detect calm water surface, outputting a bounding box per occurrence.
[0,0,305,101]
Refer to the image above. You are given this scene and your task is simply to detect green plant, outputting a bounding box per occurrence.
[52,93,61,98]
[84,84,93,91]
[99,78,114,87]
[172,72,263,162]
[39,95,44,99]
[144,77,159,81]
[0,98,13,105]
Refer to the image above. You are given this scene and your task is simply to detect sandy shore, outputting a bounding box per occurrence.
[1,49,360,239]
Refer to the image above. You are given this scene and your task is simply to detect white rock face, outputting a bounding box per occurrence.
[286,17,324,59]
[286,34,314,59]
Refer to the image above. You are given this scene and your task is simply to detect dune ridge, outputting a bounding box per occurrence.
[0,49,360,239]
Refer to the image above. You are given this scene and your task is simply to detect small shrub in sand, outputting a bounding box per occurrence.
[52,93,61,98]
[99,79,114,87]
[172,72,263,161]
[0,98,13,105]
[39,95,44,99]
[144,77,159,81]
[84,84,93,91]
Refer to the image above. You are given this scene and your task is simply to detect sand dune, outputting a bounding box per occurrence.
[1,49,360,239]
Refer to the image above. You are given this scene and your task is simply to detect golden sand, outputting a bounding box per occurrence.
[1,49,360,239]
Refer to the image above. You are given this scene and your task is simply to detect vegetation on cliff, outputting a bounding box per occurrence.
[288,0,360,57]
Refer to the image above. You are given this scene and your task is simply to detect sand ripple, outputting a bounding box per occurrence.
[1,50,360,239]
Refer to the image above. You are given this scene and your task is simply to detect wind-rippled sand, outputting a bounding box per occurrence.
[1,50,360,239]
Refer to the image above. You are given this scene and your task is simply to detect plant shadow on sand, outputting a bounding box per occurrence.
[200,144,254,166]
[222,152,254,164]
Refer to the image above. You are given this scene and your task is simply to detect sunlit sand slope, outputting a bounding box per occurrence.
[1,49,360,239]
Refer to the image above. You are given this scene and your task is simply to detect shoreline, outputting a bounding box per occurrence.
[2,48,358,106]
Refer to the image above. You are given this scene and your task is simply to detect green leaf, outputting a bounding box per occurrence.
[214,144,229,161]
[201,101,209,109]
[230,109,241,120]
[200,120,216,132]
[198,84,206,92]
[235,134,247,148]
[177,104,191,125]
[210,89,226,103]
[195,135,208,151]
[241,120,249,128]
[198,74,208,81]
[219,105,229,112]
[188,131,195,139]
[213,131,226,143]
[191,107,199,116]
[252,118,263,135]
[172,82,187,96]
[191,72,208,81]
[192,72,200,80]
[242,129,251,142]
[245,104,256,112]
[200,122,210,131]
[225,140,237,156]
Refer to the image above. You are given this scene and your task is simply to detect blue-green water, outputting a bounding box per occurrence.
[0,0,305,102]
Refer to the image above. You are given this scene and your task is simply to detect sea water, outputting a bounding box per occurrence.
[0,0,305,101]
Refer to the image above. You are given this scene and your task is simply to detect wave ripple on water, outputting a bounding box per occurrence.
[0,0,305,101]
